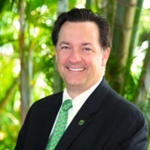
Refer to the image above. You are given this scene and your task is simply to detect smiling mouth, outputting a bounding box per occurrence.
[67,67,85,71]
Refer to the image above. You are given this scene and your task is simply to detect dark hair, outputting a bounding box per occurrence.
[52,8,112,50]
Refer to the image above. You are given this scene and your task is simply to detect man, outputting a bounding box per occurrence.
[15,8,148,150]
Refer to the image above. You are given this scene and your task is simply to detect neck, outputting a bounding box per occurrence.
[66,79,103,99]
[66,88,85,99]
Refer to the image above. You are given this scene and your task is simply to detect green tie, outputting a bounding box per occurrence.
[46,100,72,150]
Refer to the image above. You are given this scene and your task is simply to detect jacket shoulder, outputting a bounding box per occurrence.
[32,91,63,107]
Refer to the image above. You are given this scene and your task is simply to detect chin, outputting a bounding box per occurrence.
[66,81,81,87]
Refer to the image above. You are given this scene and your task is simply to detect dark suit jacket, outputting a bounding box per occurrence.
[15,79,148,150]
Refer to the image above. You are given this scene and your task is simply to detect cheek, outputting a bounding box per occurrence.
[89,56,102,68]
[84,59,98,73]
[57,54,67,65]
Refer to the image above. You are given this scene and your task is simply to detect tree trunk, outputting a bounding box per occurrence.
[19,0,32,124]
[121,0,144,95]
[135,41,150,106]
[128,0,144,58]
[101,0,116,32]
[108,0,137,94]
[53,0,68,93]
[86,0,92,9]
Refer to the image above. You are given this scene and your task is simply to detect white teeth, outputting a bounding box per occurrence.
[69,68,84,71]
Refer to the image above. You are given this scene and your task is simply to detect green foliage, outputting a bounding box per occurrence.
[0,0,150,149]
[0,0,57,149]
[0,97,20,149]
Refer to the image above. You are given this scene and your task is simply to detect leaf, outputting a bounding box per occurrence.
[0,0,9,12]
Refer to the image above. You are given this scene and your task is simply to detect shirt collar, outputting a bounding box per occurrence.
[63,76,103,114]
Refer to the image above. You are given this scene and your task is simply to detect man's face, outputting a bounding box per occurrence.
[55,21,110,97]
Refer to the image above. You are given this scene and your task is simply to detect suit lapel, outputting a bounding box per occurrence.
[34,93,63,150]
[55,104,92,150]
[55,79,110,150]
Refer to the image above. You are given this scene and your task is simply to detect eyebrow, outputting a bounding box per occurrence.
[81,43,93,46]
[59,42,70,45]
[59,42,93,46]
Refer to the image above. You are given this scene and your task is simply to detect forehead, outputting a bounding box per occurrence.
[58,21,100,43]
[60,21,99,32]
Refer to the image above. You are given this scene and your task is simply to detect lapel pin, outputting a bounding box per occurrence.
[78,120,85,126]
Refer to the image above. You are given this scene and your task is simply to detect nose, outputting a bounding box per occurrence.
[68,49,82,63]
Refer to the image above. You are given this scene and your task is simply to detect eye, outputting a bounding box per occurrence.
[61,46,71,50]
[83,47,91,51]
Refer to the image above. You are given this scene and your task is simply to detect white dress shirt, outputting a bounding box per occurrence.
[50,77,103,136]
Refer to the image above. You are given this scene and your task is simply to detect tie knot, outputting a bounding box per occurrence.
[62,99,72,111]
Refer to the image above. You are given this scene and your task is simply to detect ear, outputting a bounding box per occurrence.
[54,46,57,61]
[102,47,110,66]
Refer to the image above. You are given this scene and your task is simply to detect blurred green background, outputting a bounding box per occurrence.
[0,0,150,149]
